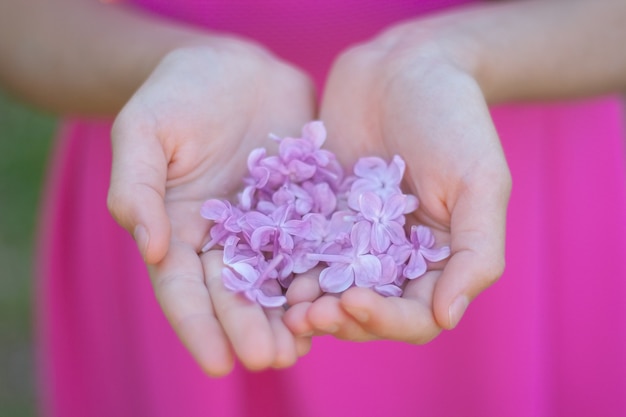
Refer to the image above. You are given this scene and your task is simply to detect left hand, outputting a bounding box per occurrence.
[284,22,511,343]
[107,41,317,375]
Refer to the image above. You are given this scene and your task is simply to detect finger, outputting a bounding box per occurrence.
[283,301,315,336]
[108,113,170,264]
[285,267,324,305]
[295,336,312,358]
[282,301,328,338]
[307,294,378,342]
[433,172,511,329]
[266,308,300,369]
[202,250,277,371]
[152,241,234,377]
[340,273,442,344]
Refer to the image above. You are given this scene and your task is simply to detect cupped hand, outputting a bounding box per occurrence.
[107,40,316,376]
[284,24,511,343]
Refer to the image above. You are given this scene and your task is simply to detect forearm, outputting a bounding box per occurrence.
[0,0,238,114]
[390,0,626,103]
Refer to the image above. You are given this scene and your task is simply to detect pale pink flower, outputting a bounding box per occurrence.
[358,191,407,253]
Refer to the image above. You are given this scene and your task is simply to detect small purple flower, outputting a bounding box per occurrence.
[242,204,311,252]
[222,266,286,308]
[201,121,448,306]
[358,191,407,253]
[389,225,451,279]
[348,155,405,207]
[363,254,403,297]
[222,235,262,267]
[200,199,243,252]
[309,221,382,293]
[272,182,313,215]
[302,181,337,216]
[221,250,291,308]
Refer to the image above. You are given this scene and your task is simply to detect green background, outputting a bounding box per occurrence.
[0,89,56,417]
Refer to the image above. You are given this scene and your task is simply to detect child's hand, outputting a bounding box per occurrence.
[107,41,316,376]
[285,24,511,343]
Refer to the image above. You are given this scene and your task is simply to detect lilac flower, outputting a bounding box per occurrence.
[290,212,352,273]
[222,262,286,308]
[272,182,313,215]
[373,254,403,297]
[200,199,243,252]
[358,191,407,253]
[222,235,262,267]
[200,121,448,306]
[302,181,337,216]
[283,121,345,190]
[389,225,451,279]
[348,155,419,214]
[242,203,311,252]
[240,148,271,210]
[264,153,317,184]
[222,246,296,308]
[309,221,382,293]
[280,121,328,166]
[348,155,403,206]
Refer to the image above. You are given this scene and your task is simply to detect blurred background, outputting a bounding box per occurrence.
[0,88,56,417]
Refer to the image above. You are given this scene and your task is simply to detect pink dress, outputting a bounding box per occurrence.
[37,1,626,416]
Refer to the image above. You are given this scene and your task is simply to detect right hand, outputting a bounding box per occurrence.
[284,23,511,344]
[107,39,317,376]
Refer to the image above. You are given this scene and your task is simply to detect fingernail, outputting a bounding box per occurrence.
[298,331,314,337]
[448,295,469,329]
[133,224,149,258]
[344,306,369,323]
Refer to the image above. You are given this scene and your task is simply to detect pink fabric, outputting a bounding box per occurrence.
[37,1,626,416]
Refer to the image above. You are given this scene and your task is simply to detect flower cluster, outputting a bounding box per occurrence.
[201,121,450,307]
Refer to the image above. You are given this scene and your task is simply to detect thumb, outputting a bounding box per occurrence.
[107,117,171,264]
[432,170,511,329]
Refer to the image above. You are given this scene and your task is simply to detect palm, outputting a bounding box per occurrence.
[285,39,510,342]
[109,44,316,375]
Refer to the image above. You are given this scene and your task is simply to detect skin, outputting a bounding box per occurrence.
[1,0,626,374]
[109,45,318,375]
[286,0,626,340]
[1,0,319,376]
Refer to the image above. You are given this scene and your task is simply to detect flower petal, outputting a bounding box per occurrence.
[374,284,403,297]
[387,243,412,264]
[403,194,419,214]
[250,226,275,250]
[301,120,327,148]
[277,230,295,251]
[378,254,398,285]
[283,219,312,238]
[287,159,317,182]
[387,155,406,185]
[382,193,408,221]
[222,268,253,292]
[351,221,373,255]
[353,156,386,179]
[247,147,266,171]
[371,223,392,253]
[319,264,354,293]
[384,221,408,246]
[230,262,259,283]
[422,245,451,262]
[245,211,273,229]
[254,289,287,308]
[415,225,435,248]
[200,199,229,221]
[358,191,382,221]
[354,254,382,287]
[404,252,427,279]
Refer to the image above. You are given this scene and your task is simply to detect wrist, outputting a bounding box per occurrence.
[364,18,485,100]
